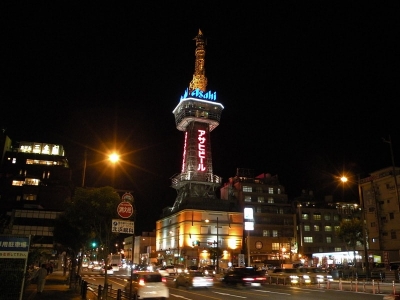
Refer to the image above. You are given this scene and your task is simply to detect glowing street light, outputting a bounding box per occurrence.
[109,153,120,163]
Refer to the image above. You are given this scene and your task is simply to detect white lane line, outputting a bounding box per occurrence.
[169,293,193,300]
[212,291,247,298]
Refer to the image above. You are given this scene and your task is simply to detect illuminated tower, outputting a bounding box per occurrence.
[170,29,224,212]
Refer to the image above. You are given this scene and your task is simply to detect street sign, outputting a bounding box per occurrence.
[121,192,134,202]
[117,201,133,218]
[112,219,134,234]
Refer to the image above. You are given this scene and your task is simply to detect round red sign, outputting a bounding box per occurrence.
[117,201,134,218]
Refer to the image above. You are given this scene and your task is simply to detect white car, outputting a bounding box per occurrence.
[124,271,169,299]
[157,265,176,276]
[100,266,114,275]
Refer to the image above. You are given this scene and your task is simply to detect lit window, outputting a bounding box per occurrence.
[257,196,264,203]
[23,194,37,201]
[304,237,313,243]
[272,230,278,237]
[25,178,40,186]
[272,243,279,250]
[301,214,309,220]
[326,237,332,243]
[12,158,16,164]
[313,214,321,220]
[324,226,332,232]
[324,214,331,221]
[334,226,340,232]
[263,230,269,237]
[243,186,252,192]
[12,180,24,186]
[244,196,251,202]
[314,225,320,231]
[334,247,341,251]
[268,187,274,194]
[304,225,310,231]
[268,197,274,203]
[277,188,281,194]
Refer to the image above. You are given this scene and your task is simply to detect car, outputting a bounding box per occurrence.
[222,267,267,288]
[92,264,102,272]
[111,263,120,272]
[100,265,114,275]
[174,271,214,289]
[124,271,169,300]
[297,267,333,284]
[267,268,305,285]
[157,265,176,276]
[200,265,216,276]
[371,263,386,279]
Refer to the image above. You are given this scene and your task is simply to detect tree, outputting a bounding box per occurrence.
[53,186,122,279]
[336,218,364,267]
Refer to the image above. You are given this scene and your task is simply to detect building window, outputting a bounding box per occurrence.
[268,187,274,194]
[277,188,281,194]
[258,196,264,203]
[272,243,279,250]
[324,226,332,232]
[313,214,321,220]
[23,194,37,201]
[304,225,310,231]
[314,225,320,231]
[25,178,40,186]
[391,231,397,239]
[244,196,252,202]
[263,230,269,237]
[304,237,313,243]
[272,230,278,237]
[390,213,394,220]
[268,197,274,203]
[334,215,339,221]
[334,226,340,232]
[326,237,332,243]
[243,186,252,192]
[256,207,261,213]
[12,180,24,186]
[324,214,331,221]
[256,187,263,193]
[301,213,309,220]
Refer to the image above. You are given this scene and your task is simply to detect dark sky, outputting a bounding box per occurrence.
[2,2,399,233]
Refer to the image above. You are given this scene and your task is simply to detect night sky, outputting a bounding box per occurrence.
[3,2,399,233]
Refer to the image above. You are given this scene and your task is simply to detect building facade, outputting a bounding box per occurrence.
[359,166,400,264]
[220,168,296,267]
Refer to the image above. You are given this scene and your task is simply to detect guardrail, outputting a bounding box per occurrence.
[76,277,138,300]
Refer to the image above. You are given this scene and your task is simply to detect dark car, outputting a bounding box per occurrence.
[222,267,266,288]
[174,271,214,289]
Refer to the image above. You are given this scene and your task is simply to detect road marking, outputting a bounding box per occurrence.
[212,291,247,298]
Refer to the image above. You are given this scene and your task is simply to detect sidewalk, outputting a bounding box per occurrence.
[23,270,83,300]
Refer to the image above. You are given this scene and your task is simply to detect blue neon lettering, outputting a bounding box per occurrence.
[180,88,217,101]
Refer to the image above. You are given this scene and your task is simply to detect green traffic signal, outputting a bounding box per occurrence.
[92,242,97,248]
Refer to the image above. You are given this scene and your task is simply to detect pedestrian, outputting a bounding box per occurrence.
[32,264,48,294]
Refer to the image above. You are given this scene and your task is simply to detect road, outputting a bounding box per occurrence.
[80,268,394,300]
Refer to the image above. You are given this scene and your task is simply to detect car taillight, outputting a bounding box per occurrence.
[139,279,145,286]
[162,277,167,283]
[255,277,266,281]
[243,277,255,281]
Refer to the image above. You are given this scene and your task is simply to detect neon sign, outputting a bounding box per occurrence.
[181,132,187,173]
[197,129,206,171]
[180,88,217,101]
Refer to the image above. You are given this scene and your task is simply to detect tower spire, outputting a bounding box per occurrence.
[189,29,208,93]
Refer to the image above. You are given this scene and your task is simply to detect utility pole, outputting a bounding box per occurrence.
[383,135,400,211]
